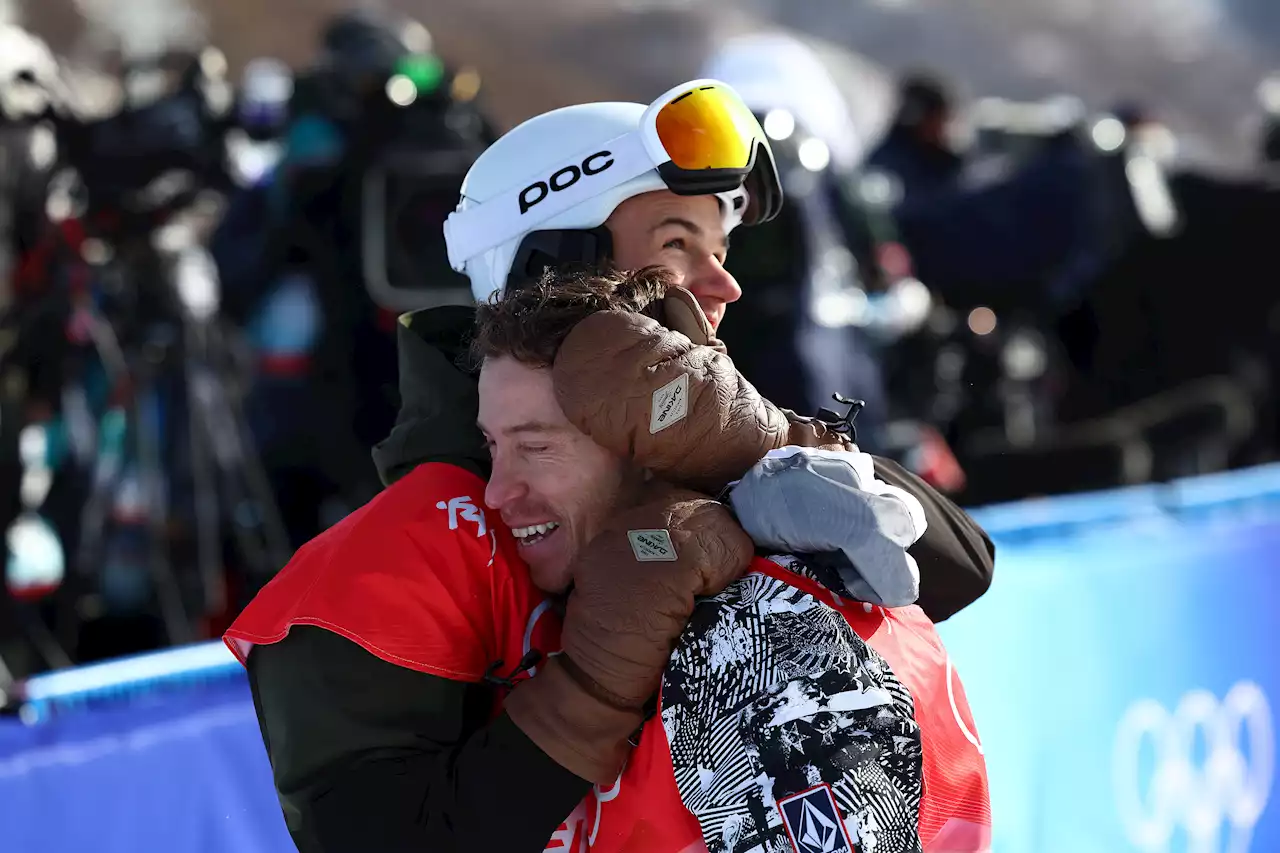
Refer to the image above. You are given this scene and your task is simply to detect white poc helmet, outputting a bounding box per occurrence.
[445,82,783,303]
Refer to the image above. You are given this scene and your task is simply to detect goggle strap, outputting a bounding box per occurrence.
[444,131,655,271]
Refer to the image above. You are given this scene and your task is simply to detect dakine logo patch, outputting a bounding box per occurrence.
[627,529,678,562]
[779,784,856,853]
[650,373,689,435]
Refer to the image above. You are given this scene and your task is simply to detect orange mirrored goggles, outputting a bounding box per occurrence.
[644,81,782,224]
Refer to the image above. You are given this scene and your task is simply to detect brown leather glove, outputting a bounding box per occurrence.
[551,286,851,494]
[504,482,753,784]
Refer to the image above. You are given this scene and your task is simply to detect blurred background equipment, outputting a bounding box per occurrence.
[208,7,493,555]
[0,0,1270,671]
[0,1,1279,849]
[0,0,1269,662]
[0,34,291,676]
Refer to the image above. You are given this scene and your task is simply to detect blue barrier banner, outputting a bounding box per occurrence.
[2,463,1278,853]
[1,674,292,853]
[941,463,1280,853]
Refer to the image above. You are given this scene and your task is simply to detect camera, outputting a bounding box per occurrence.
[361,142,478,312]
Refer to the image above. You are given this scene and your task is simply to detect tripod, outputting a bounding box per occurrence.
[3,195,292,672]
[84,207,291,646]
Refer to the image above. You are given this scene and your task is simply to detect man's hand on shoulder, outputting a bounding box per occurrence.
[505,481,753,785]
[551,287,850,494]
[560,481,754,709]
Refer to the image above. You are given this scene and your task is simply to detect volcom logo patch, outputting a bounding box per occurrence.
[627,529,677,562]
[778,784,856,853]
[649,373,689,435]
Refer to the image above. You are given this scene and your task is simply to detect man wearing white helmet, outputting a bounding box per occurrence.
[226,79,994,853]
[444,86,780,330]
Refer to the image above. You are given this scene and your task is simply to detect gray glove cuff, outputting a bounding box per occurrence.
[727,446,926,607]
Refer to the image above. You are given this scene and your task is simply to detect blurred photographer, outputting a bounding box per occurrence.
[865,71,964,208]
[211,10,493,547]
[701,36,940,468]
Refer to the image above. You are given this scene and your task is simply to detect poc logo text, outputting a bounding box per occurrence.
[519,151,614,215]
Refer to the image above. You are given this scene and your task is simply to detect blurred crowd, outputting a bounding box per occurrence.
[0,8,1278,683]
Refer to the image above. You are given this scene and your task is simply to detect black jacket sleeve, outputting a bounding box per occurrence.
[248,626,590,853]
[872,455,995,622]
[372,306,490,487]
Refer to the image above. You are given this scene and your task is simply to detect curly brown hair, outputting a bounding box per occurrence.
[470,265,673,368]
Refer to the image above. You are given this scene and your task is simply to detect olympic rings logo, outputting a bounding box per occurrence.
[1112,681,1274,853]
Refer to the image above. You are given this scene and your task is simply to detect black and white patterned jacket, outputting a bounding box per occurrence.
[661,555,925,853]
